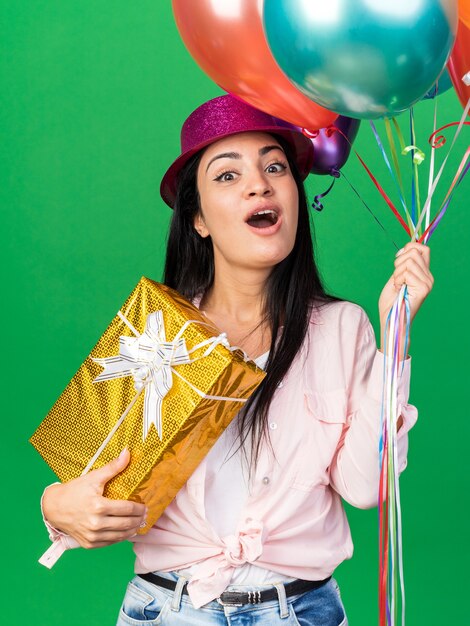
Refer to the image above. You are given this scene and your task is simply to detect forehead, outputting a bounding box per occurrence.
[200,131,283,162]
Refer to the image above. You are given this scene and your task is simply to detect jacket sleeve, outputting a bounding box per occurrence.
[328,310,418,509]
[39,484,80,568]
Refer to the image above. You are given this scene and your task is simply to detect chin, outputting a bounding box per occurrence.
[249,244,293,268]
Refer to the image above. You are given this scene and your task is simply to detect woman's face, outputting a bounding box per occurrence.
[195,131,299,273]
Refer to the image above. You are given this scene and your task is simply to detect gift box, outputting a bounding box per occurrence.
[30,277,265,534]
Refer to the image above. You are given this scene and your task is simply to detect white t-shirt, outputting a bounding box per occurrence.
[178,351,295,586]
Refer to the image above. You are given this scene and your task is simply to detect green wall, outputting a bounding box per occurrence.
[2,2,468,624]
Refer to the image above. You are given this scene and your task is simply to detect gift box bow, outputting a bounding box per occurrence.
[83,308,249,475]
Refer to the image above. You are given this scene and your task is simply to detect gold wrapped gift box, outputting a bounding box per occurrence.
[30,277,265,533]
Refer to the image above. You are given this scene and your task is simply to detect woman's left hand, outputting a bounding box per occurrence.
[378,242,434,334]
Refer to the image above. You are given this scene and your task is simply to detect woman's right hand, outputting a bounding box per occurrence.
[41,448,147,549]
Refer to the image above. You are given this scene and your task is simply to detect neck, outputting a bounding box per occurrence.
[201,259,271,326]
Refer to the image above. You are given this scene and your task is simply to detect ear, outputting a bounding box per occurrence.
[194,212,210,238]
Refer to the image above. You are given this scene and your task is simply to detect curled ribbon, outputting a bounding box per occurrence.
[311,176,337,211]
[401,144,425,165]
[428,121,470,148]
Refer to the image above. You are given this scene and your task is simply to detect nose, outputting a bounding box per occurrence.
[244,169,273,199]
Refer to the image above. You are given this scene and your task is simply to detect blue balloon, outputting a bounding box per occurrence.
[263,0,458,119]
[423,69,453,99]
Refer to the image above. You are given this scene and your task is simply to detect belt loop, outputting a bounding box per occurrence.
[170,575,187,612]
[273,583,289,619]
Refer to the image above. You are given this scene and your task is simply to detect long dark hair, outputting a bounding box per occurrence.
[164,136,336,466]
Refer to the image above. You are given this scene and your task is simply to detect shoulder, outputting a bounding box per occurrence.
[302,299,376,361]
[298,300,378,388]
[308,299,372,335]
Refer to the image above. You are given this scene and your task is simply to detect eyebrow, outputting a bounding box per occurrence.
[205,144,285,173]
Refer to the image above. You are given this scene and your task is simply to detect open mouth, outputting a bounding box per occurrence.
[246,209,279,229]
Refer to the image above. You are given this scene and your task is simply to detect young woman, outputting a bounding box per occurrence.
[42,95,433,625]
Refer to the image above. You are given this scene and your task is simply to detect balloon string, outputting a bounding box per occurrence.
[384,114,424,235]
[419,148,470,243]
[434,144,470,210]
[369,121,412,227]
[379,289,409,626]
[311,177,337,211]
[330,125,412,237]
[378,443,388,626]
[426,94,439,234]
[428,121,470,148]
[383,119,409,226]
[354,151,412,237]
[340,171,399,249]
[409,109,422,235]
[391,116,422,234]
[384,120,405,191]
[411,97,470,240]
[333,109,468,246]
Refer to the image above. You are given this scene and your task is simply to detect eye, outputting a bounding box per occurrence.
[266,161,288,174]
[214,170,237,182]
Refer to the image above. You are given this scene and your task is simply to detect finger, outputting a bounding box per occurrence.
[394,258,432,285]
[79,528,140,549]
[82,507,146,534]
[398,242,430,263]
[87,448,131,489]
[393,267,433,293]
[395,248,431,273]
[394,259,433,287]
[95,497,147,518]
[393,265,428,287]
[99,515,147,533]
[93,529,141,541]
[419,243,431,264]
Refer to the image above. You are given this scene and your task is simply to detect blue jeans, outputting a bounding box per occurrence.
[116,571,348,625]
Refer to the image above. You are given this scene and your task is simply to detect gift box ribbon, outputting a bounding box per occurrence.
[85,310,250,475]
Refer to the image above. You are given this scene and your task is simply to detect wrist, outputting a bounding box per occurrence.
[42,483,65,529]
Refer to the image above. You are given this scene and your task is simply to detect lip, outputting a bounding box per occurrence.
[244,203,283,236]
